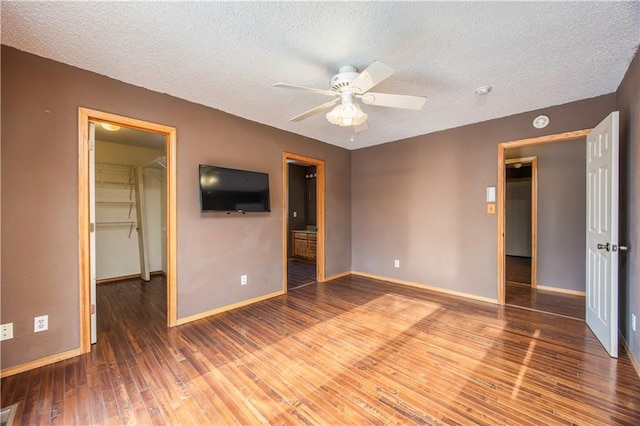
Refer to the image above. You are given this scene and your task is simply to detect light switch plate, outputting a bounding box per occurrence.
[486,187,496,202]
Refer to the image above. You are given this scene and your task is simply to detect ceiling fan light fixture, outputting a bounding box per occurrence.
[326,103,368,127]
[475,85,492,96]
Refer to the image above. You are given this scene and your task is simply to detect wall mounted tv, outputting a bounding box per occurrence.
[199,165,271,213]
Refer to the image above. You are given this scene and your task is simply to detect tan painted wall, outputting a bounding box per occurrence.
[351,94,615,299]
[0,46,351,369]
[506,139,586,291]
[505,179,531,257]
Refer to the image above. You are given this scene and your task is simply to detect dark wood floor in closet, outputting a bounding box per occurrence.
[2,275,639,425]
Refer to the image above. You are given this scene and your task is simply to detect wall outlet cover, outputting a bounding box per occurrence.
[34,315,48,332]
[1,323,13,341]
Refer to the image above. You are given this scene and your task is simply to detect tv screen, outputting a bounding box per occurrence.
[199,165,271,213]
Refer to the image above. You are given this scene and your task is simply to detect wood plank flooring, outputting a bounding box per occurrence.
[506,282,586,320]
[2,275,640,425]
[287,259,317,290]
[506,256,531,285]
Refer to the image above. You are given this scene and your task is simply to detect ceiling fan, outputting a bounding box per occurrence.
[273,61,427,133]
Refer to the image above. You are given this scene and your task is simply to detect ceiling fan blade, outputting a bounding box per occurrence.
[289,98,340,122]
[349,61,395,94]
[360,92,427,110]
[353,121,368,134]
[273,83,336,97]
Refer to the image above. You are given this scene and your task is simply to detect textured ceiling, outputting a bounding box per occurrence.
[2,2,639,150]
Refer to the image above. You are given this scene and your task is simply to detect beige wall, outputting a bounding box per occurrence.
[0,46,351,369]
[351,94,615,299]
[95,141,165,279]
[507,139,586,291]
[616,48,640,365]
[505,179,531,257]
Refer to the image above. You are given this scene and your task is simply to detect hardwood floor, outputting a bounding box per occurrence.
[506,282,586,320]
[287,259,317,290]
[2,275,639,425]
[506,255,531,284]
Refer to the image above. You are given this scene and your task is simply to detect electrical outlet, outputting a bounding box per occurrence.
[34,315,48,333]
[241,275,248,285]
[632,313,636,332]
[1,323,13,341]
[394,260,400,268]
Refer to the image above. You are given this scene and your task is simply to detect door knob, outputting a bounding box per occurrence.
[597,242,611,251]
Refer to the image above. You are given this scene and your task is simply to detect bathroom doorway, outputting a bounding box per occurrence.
[282,153,325,291]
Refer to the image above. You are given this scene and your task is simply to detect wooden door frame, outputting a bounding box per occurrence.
[504,156,538,289]
[282,153,325,291]
[497,129,591,305]
[78,107,178,353]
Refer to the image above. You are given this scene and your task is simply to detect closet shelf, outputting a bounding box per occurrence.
[95,220,136,225]
[96,181,134,188]
[96,201,135,206]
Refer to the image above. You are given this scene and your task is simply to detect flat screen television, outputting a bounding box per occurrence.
[199,165,271,213]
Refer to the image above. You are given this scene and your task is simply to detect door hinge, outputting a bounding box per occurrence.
[90,223,95,232]
[90,304,96,315]
[89,138,95,151]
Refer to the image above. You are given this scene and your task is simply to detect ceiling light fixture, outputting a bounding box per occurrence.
[100,123,121,132]
[475,85,492,95]
[533,114,550,129]
[326,103,368,127]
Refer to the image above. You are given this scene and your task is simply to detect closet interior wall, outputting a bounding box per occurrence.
[95,140,166,281]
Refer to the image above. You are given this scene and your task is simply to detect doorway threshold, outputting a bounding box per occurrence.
[505,303,583,321]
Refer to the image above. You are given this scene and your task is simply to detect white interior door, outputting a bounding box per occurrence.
[586,111,619,358]
[89,122,97,344]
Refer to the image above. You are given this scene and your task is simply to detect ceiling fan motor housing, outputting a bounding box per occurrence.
[331,65,359,92]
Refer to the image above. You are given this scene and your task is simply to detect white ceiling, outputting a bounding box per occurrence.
[2,2,639,150]
[95,122,166,151]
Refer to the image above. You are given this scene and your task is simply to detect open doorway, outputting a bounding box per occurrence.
[498,131,588,320]
[78,108,177,353]
[93,124,166,285]
[504,156,537,289]
[282,153,325,291]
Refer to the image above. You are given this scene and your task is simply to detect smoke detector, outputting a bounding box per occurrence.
[533,115,550,129]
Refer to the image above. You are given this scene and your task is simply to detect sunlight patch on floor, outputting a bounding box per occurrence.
[511,329,541,399]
